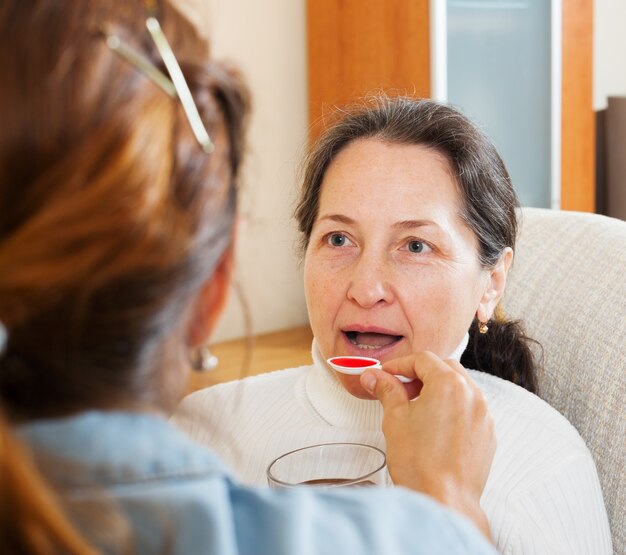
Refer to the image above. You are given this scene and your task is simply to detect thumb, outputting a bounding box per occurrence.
[361,369,409,412]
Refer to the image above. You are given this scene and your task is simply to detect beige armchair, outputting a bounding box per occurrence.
[503,207,626,553]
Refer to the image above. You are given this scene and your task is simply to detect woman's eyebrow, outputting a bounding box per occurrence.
[392,219,439,231]
[392,219,453,242]
[317,214,356,225]
[317,216,448,235]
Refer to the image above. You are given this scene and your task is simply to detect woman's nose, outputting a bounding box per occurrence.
[346,257,394,308]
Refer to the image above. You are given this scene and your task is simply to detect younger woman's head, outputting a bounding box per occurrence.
[296,96,537,397]
[0,0,249,419]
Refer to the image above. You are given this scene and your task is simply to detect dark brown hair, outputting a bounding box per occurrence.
[0,0,250,419]
[295,96,538,393]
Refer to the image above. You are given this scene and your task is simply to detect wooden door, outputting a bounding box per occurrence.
[561,0,594,211]
[307,0,594,212]
[307,0,431,138]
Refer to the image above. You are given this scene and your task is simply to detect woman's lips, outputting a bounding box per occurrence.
[341,330,404,358]
[344,330,403,349]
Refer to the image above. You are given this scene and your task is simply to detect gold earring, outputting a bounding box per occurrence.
[478,321,489,334]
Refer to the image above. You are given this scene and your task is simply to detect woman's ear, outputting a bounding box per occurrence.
[476,247,513,322]
[187,246,234,348]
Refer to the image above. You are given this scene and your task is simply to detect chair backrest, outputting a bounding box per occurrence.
[503,207,626,553]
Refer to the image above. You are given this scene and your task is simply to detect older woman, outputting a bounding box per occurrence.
[174,97,613,554]
[0,2,500,554]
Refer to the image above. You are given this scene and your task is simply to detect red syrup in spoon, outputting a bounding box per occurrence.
[326,356,413,383]
[329,357,379,368]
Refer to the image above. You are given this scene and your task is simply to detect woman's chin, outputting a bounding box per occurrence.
[334,370,423,401]
[335,373,376,400]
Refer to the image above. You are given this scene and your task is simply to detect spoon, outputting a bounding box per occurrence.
[327,356,414,383]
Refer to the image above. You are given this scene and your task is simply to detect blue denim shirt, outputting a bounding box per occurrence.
[18,411,496,554]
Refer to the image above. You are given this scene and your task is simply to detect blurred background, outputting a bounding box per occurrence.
[174,0,626,343]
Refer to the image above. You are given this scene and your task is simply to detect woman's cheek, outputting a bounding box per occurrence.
[307,253,351,301]
[305,260,336,348]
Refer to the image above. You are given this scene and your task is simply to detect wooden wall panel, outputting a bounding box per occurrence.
[307,0,595,211]
[307,0,430,139]
[561,0,595,212]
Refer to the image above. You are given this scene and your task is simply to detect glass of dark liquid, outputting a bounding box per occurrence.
[266,442,388,488]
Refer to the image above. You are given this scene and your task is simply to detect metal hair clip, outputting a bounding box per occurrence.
[0,320,7,356]
[103,17,214,153]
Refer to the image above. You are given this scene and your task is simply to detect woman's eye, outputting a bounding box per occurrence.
[327,233,351,247]
[407,240,431,254]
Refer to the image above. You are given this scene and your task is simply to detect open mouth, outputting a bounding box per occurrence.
[344,330,403,350]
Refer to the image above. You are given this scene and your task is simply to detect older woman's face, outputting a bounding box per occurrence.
[304,139,495,399]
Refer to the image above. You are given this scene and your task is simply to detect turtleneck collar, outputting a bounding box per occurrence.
[305,333,469,431]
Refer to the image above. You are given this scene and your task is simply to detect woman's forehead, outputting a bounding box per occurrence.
[318,139,462,221]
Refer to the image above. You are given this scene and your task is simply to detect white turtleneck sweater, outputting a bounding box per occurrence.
[172,341,612,555]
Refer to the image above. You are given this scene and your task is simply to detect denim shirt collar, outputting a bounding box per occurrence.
[17,410,231,489]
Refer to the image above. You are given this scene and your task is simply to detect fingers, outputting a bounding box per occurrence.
[381,351,469,387]
[360,368,409,413]
[364,351,489,431]
[378,353,496,529]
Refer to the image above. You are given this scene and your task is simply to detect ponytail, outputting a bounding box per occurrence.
[461,316,540,394]
[0,405,98,554]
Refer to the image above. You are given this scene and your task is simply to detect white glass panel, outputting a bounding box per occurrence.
[447,0,552,208]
